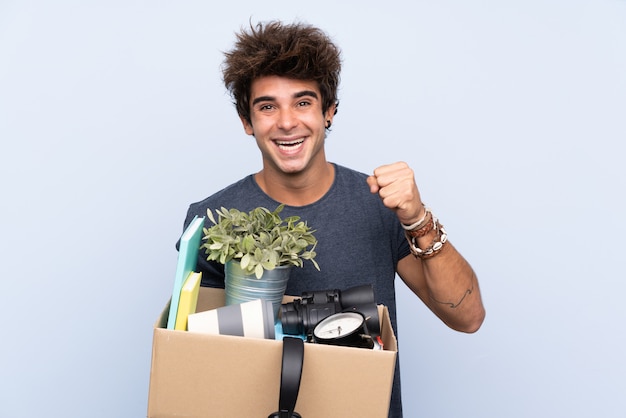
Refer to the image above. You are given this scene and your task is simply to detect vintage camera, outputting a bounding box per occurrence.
[280,284,380,340]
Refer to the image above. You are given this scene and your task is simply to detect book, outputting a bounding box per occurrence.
[174,271,202,330]
[167,215,205,329]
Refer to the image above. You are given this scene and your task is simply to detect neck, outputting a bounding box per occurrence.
[255,162,335,207]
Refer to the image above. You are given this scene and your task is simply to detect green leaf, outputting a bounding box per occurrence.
[206,209,217,225]
[240,253,251,269]
[261,260,275,270]
[254,263,264,279]
[200,204,319,274]
[242,235,255,252]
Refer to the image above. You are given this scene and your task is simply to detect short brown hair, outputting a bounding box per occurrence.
[222,21,341,124]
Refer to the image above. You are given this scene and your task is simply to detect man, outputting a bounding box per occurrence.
[181,20,485,417]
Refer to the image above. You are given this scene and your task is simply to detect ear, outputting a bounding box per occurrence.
[240,115,254,136]
[324,103,337,127]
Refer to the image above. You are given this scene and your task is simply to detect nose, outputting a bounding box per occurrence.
[276,108,298,131]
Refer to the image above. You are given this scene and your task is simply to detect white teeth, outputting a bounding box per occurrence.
[278,142,303,151]
[276,139,304,147]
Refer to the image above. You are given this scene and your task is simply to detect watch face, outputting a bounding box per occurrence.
[313,312,364,340]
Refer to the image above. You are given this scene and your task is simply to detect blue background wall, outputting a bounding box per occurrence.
[1,1,625,417]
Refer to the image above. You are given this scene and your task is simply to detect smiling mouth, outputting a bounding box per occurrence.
[275,138,305,150]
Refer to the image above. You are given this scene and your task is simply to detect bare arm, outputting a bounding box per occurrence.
[367,162,485,333]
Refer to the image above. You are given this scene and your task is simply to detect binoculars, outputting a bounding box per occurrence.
[280,284,380,340]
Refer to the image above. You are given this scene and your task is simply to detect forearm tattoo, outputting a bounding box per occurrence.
[431,283,474,309]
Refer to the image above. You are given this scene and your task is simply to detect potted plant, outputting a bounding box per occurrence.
[201,204,319,317]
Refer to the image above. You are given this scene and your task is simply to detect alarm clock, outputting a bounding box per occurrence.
[312,311,375,349]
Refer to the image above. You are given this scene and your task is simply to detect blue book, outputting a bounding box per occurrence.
[167,216,205,329]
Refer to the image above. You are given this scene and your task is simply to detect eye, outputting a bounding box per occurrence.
[255,103,276,113]
[297,100,311,107]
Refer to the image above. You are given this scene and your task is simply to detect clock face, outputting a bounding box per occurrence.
[313,312,364,340]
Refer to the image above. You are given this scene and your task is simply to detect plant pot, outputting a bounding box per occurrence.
[224,260,292,321]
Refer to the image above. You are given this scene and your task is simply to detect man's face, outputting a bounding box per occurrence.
[241,76,335,176]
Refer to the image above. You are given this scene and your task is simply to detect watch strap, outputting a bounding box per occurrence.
[268,336,304,418]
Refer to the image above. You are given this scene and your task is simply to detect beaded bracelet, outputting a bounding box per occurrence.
[406,216,448,259]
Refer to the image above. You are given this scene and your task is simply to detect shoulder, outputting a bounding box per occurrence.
[189,176,254,209]
[331,164,371,195]
[334,163,369,182]
[184,175,261,224]
[332,164,383,203]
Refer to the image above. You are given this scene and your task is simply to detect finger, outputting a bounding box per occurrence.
[366,175,380,193]
[372,162,409,188]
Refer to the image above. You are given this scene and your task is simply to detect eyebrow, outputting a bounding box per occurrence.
[251,90,319,106]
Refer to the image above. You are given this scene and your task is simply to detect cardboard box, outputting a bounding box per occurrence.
[148,287,397,418]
